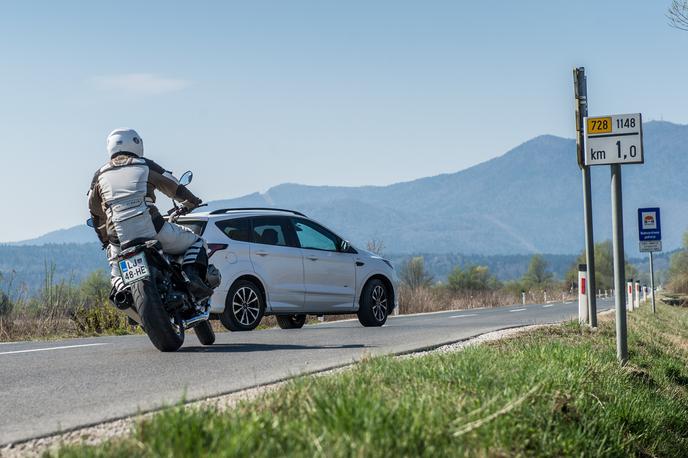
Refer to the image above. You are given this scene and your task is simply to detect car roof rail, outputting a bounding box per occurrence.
[208,207,307,217]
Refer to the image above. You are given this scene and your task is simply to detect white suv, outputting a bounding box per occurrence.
[177,208,398,331]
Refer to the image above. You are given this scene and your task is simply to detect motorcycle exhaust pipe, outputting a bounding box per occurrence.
[113,290,132,310]
[182,310,210,329]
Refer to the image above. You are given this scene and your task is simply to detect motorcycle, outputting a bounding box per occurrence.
[87,170,219,352]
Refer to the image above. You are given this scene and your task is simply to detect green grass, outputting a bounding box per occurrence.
[51,302,688,457]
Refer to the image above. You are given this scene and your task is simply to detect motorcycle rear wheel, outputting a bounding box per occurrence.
[132,271,184,352]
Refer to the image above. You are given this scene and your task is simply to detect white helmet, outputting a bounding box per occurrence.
[106,128,144,158]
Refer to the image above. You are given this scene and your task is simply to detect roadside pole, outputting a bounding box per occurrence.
[578,265,588,324]
[574,67,597,327]
[650,252,656,314]
[610,164,628,363]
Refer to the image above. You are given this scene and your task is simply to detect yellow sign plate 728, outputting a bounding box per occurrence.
[587,117,612,134]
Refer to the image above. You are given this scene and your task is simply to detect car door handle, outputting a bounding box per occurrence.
[255,251,269,257]
[307,256,319,261]
[356,261,365,267]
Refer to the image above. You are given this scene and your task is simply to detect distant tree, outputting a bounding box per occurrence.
[565,240,640,291]
[668,1,688,31]
[447,265,500,292]
[522,255,554,289]
[399,257,434,291]
[667,231,688,293]
[366,239,385,256]
[80,270,111,306]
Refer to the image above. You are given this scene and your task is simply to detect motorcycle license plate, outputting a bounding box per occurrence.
[119,253,150,285]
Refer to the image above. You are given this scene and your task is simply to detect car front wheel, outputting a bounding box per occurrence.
[357,279,389,327]
[220,280,265,331]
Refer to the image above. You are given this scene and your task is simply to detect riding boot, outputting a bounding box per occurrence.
[183,264,214,299]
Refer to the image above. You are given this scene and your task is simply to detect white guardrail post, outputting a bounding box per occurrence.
[578,265,588,324]
[635,281,640,309]
[626,281,633,311]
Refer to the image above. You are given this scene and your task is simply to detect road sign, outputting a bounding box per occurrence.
[640,240,662,253]
[638,207,661,241]
[584,113,643,166]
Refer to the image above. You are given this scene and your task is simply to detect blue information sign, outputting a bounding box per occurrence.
[638,207,661,242]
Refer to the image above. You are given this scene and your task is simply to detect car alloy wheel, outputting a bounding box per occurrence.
[371,284,388,322]
[358,279,390,327]
[232,286,261,326]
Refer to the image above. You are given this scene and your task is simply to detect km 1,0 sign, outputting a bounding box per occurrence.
[584,113,644,166]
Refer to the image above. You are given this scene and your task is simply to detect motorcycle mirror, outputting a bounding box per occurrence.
[179,170,193,186]
[86,218,95,228]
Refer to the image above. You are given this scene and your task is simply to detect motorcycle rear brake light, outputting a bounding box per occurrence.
[207,243,228,258]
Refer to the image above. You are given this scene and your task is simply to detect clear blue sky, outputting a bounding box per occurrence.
[1,0,686,242]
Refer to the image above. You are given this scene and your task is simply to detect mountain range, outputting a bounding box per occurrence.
[8,121,688,256]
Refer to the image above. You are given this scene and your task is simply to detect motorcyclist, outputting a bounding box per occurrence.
[87,128,214,299]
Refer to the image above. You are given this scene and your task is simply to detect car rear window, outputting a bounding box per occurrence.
[216,218,251,242]
[176,220,207,236]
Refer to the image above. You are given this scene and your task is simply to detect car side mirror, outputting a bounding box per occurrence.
[339,240,350,252]
[179,170,193,186]
[86,218,95,228]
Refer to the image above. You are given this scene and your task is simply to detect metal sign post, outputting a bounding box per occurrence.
[650,253,656,314]
[638,207,661,314]
[585,112,644,364]
[573,67,597,327]
[611,164,628,363]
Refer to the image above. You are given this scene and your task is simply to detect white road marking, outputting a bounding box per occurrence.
[542,304,554,308]
[450,314,478,318]
[0,343,108,356]
[509,308,527,313]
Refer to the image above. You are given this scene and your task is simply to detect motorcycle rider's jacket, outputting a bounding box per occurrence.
[88,154,201,246]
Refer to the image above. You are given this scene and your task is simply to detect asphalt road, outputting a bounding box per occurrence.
[0,297,615,445]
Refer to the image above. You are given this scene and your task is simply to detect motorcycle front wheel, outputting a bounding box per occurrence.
[132,269,184,352]
[193,320,216,345]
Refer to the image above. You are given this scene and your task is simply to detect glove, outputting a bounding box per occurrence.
[181,197,202,211]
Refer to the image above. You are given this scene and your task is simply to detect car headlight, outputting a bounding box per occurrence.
[383,259,394,270]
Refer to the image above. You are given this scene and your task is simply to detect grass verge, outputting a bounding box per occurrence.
[52,302,688,457]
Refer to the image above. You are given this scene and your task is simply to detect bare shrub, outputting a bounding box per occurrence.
[366,239,385,255]
[397,285,520,314]
[0,266,138,342]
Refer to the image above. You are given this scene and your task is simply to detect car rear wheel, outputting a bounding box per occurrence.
[357,279,389,327]
[220,280,265,331]
[276,314,307,329]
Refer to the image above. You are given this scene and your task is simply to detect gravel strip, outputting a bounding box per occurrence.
[0,324,550,457]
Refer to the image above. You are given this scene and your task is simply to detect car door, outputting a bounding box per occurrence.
[291,217,356,313]
[249,216,305,312]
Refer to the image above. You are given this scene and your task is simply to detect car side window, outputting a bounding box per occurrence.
[251,216,293,247]
[293,219,339,252]
[215,218,250,242]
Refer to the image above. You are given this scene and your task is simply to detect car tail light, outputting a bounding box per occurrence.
[207,243,228,258]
